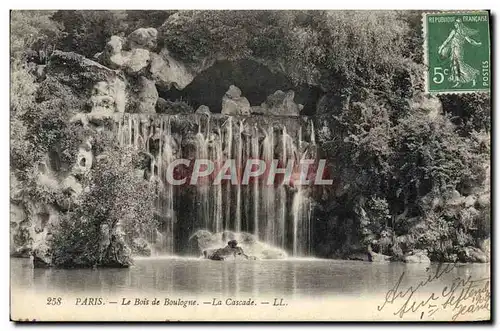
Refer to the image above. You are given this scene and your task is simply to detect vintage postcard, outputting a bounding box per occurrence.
[10,10,491,322]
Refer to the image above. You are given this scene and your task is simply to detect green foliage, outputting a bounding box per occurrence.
[10,60,39,174]
[21,100,84,170]
[157,99,194,114]
[308,11,412,90]
[50,145,157,267]
[52,10,129,57]
[317,85,490,259]
[124,10,176,33]
[10,10,62,62]
[10,63,37,114]
[161,10,417,94]
[360,198,391,239]
[391,113,481,202]
[439,93,491,134]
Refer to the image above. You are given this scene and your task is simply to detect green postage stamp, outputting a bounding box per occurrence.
[424,11,490,94]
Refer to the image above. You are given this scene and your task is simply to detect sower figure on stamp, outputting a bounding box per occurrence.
[438,18,482,88]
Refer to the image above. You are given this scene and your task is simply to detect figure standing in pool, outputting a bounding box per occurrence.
[438,18,482,88]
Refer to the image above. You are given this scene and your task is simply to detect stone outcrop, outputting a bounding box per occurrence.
[126,27,158,50]
[367,244,391,263]
[367,250,391,263]
[258,90,303,116]
[195,105,211,115]
[221,85,251,115]
[403,250,431,264]
[149,50,195,90]
[100,35,150,74]
[32,241,52,268]
[203,240,253,261]
[10,202,30,257]
[128,76,158,113]
[189,230,287,260]
[47,50,121,93]
[458,246,489,263]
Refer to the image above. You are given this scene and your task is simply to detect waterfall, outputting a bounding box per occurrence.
[210,126,224,233]
[159,116,176,254]
[251,125,260,238]
[195,116,210,229]
[235,120,244,233]
[224,117,233,231]
[114,113,317,256]
[262,126,275,245]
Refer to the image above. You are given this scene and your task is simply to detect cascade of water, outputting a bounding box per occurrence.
[244,129,251,233]
[113,113,315,257]
[310,119,316,146]
[210,126,224,233]
[224,117,233,231]
[195,116,210,229]
[276,126,288,249]
[160,116,175,254]
[234,120,244,232]
[291,125,302,256]
[251,125,260,238]
[262,126,275,245]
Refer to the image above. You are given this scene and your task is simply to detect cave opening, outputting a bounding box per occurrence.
[157,59,323,116]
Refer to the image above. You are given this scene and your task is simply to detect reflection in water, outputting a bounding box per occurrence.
[11,258,490,299]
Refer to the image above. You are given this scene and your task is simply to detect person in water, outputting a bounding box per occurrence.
[438,18,482,88]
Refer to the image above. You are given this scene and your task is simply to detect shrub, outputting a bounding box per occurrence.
[50,145,157,267]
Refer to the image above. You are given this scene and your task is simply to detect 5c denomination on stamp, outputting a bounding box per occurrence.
[424,11,490,94]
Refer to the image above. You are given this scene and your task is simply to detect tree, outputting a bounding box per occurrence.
[52,10,128,57]
[10,10,62,62]
[50,145,157,267]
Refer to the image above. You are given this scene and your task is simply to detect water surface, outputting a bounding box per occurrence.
[11,257,490,298]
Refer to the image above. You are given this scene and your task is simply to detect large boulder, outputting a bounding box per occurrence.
[367,244,391,263]
[123,49,151,74]
[10,203,30,257]
[128,76,158,113]
[403,250,431,264]
[32,241,52,268]
[221,85,251,115]
[126,28,158,50]
[46,51,126,118]
[47,51,121,94]
[100,35,150,74]
[149,51,195,90]
[458,246,489,263]
[189,230,287,260]
[368,251,391,263]
[203,240,251,261]
[88,78,127,115]
[480,238,490,261]
[259,90,303,116]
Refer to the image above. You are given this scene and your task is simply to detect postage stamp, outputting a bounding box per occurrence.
[424,11,491,94]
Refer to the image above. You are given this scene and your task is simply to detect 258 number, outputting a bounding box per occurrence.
[432,67,449,84]
[46,297,62,305]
